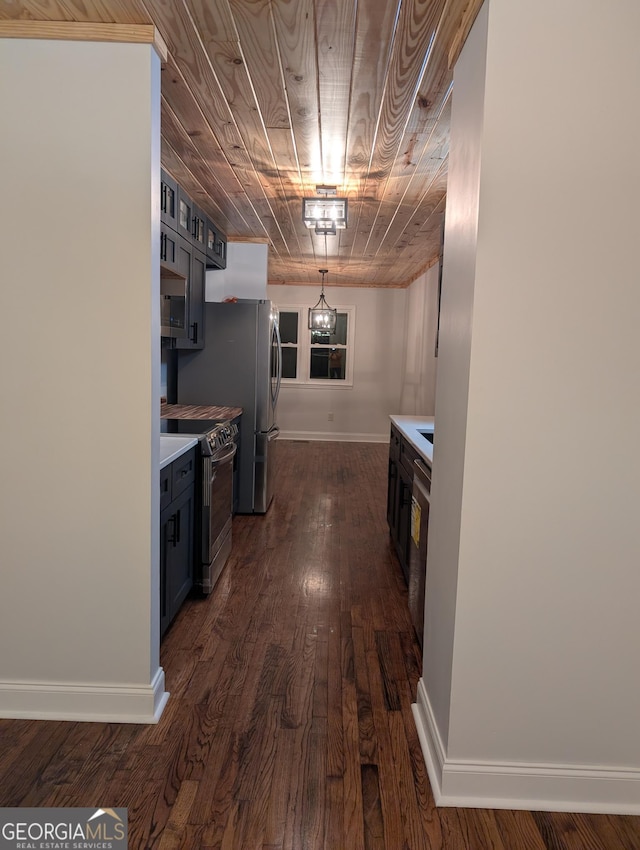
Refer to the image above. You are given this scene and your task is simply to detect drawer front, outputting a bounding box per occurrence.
[160,466,172,512]
[172,448,196,499]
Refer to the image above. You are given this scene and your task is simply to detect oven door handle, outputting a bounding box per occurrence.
[211,444,237,467]
[413,458,432,499]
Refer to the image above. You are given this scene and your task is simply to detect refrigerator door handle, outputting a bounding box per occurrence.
[272,319,282,410]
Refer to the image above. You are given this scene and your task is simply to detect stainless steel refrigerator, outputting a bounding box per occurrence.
[176,299,281,513]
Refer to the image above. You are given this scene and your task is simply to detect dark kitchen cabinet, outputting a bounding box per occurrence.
[189,249,206,348]
[160,169,227,269]
[174,241,205,350]
[160,223,179,274]
[387,425,420,584]
[191,202,207,255]
[206,217,227,269]
[160,448,196,638]
[387,426,400,532]
[177,186,193,242]
[160,486,194,635]
[159,171,226,341]
[160,170,178,231]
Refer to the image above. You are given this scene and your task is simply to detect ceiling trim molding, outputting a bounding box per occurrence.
[0,21,167,61]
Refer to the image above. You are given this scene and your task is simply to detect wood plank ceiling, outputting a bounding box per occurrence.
[2,0,483,288]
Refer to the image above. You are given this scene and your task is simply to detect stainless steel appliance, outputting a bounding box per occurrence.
[198,421,237,594]
[176,300,282,513]
[160,276,188,339]
[163,420,238,595]
[408,457,431,647]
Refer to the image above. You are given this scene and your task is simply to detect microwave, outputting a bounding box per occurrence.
[160,276,188,338]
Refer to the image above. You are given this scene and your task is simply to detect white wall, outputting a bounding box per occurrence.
[414,0,640,813]
[267,284,407,440]
[207,242,268,301]
[398,263,440,416]
[0,38,167,722]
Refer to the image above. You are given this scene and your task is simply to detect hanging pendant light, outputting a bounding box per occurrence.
[308,269,337,331]
[302,186,348,234]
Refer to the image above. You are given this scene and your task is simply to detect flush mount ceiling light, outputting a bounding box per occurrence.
[302,186,348,235]
[308,269,337,331]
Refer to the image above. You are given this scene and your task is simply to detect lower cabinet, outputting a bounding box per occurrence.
[160,449,196,638]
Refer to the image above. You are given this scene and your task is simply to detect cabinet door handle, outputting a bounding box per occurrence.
[168,514,177,546]
[190,322,198,344]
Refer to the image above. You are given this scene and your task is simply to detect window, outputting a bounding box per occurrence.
[278,306,354,386]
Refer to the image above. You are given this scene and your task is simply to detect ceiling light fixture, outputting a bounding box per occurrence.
[302,186,348,235]
[308,269,337,331]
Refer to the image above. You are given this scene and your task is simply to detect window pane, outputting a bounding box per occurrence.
[334,313,348,346]
[310,347,331,379]
[311,313,347,346]
[282,346,298,379]
[329,348,346,379]
[310,329,332,345]
[309,347,346,380]
[279,311,298,344]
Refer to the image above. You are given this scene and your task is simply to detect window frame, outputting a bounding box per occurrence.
[278,305,355,388]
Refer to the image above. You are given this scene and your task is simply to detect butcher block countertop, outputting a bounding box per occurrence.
[161,403,243,420]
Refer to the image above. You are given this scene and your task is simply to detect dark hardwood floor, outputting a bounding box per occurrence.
[0,440,638,849]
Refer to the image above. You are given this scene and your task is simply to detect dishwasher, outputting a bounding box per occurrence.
[408,457,431,648]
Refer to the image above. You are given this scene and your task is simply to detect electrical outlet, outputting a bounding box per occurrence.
[328,412,334,421]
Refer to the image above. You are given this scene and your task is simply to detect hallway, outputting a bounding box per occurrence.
[0,441,638,849]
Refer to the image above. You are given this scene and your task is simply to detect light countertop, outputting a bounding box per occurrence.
[390,415,435,464]
[160,435,199,469]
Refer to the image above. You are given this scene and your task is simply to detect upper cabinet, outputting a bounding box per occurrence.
[173,239,206,350]
[160,169,227,272]
[191,203,207,256]
[206,218,227,270]
[160,170,227,347]
[160,224,179,274]
[160,170,178,232]
[176,186,193,242]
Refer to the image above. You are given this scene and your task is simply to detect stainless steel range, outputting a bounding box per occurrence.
[198,421,237,594]
[162,418,238,594]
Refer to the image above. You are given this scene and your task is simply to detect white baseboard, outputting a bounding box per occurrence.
[0,667,169,724]
[412,678,640,815]
[279,430,387,443]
